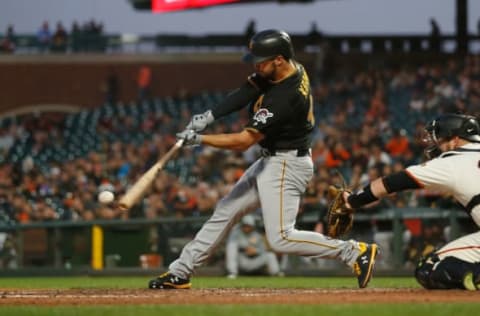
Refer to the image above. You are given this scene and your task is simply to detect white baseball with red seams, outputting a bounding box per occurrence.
[98,191,115,204]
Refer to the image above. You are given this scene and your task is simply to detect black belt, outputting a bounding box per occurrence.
[261,148,310,157]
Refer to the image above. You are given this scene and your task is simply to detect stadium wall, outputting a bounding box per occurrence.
[0,51,459,115]
[0,54,260,114]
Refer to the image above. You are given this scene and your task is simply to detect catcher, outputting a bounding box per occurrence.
[332,113,480,290]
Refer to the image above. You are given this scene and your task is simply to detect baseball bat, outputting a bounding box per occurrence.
[118,139,184,211]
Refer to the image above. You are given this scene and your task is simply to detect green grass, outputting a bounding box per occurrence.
[1,276,477,316]
[0,275,420,289]
[1,304,479,316]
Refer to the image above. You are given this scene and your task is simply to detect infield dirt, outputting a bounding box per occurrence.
[0,288,478,305]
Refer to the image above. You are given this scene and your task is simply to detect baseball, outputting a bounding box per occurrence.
[98,191,115,204]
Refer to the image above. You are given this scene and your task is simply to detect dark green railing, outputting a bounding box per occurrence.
[0,207,469,272]
[1,33,479,54]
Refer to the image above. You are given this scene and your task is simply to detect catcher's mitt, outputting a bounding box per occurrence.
[326,185,354,238]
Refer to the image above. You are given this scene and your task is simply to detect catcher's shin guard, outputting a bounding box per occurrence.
[463,271,480,291]
[416,254,480,290]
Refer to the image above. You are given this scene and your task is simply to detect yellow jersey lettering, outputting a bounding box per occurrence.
[253,95,264,113]
[298,71,311,98]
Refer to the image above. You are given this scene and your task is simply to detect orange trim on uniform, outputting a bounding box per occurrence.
[278,160,337,249]
[404,169,425,188]
[436,246,480,256]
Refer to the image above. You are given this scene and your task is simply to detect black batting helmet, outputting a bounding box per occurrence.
[242,29,294,63]
[425,113,480,143]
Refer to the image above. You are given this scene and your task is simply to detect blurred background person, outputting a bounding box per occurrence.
[225,215,282,279]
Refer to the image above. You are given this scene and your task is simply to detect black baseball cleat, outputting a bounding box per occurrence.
[148,272,192,289]
[462,271,480,291]
[353,243,378,288]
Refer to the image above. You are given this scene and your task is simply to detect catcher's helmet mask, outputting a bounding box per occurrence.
[243,29,294,64]
[423,113,480,158]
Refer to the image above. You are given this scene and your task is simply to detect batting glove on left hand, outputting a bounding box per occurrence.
[176,129,202,146]
[186,110,214,132]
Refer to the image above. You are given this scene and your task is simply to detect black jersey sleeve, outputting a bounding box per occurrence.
[211,73,265,119]
[247,73,270,91]
[245,91,299,136]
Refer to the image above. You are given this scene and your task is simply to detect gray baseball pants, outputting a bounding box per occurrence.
[169,150,363,279]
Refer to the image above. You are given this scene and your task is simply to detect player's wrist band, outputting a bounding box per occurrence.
[347,184,378,208]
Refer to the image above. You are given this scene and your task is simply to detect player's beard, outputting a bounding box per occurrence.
[258,64,277,81]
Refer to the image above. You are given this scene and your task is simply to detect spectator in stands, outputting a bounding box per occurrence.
[324,141,350,169]
[244,19,256,41]
[83,19,105,52]
[32,199,58,221]
[194,181,218,215]
[145,173,170,218]
[0,127,14,152]
[76,191,96,221]
[172,188,198,218]
[1,25,16,53]
[429,18,441,52]
[225,215,281,279]
[307,21,323,46]
[311,138,327,166]
[70,20,81,52]
[0,233,17,269]
[301,178,328,219]
[434,78,455,99]
[409,90,425,112]
[366,88,387,121]
[385,129,411,158]
[84,19,103,35]
[97,203,124,220]
[36,21,51,52]
[137,65,152,103]
[102,67,120,105]
[51,22,68,52]
[367,141,392,168]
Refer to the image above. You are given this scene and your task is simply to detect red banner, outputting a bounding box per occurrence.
[152,0,239,12]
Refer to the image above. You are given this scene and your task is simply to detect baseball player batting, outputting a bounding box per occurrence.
[343,113,480,290]
[148,29,378,290]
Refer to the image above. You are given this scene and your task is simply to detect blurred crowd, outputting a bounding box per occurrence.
[0,19,105,53]
[1,54,480,268]
[0,55,479,224]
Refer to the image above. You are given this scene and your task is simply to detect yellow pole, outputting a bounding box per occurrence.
[91,225,104,270]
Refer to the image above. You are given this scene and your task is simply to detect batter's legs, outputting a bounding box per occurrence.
[257,156,362,267]
[168,159,264,279]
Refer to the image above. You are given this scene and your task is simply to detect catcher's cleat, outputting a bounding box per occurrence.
[148,272,191,289]
[462,271,480,291]
[353,243,378,288]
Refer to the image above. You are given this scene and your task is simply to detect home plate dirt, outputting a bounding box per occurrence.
[0,288,478,305]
